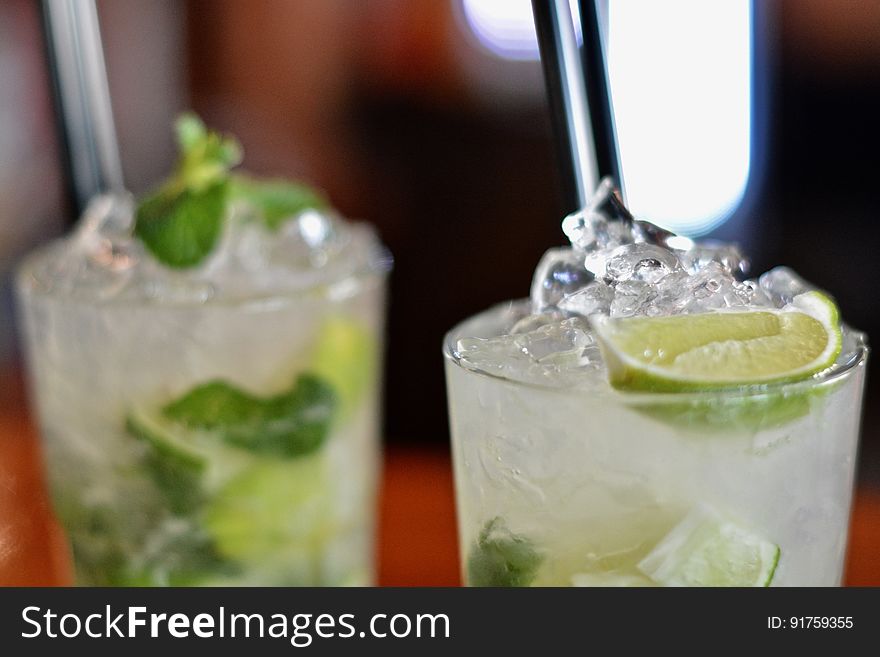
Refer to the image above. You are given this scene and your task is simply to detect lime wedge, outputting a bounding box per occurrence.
[126,406,251,511]
[637,506,780,587]
[593,291,841,391]
[203,457,332,563]
[127,407,208,473]
[311,317,376,420]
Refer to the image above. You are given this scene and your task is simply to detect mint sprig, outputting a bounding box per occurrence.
[135,114,241,268]
[135,113,329,266]
[467,517,543,587]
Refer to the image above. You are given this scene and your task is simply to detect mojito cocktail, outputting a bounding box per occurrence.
[17,117,390,585]
[444,180,866,587]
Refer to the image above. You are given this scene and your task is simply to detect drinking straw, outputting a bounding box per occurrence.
[532,0,623,210]
[531,0,599,212]
[577,0,622,192]
[41,0,124,216]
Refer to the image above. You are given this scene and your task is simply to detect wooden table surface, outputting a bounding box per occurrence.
[1,411,878,586]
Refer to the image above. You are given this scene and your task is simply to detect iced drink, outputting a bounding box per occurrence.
[17,116,390,585]
[444,180,866,587]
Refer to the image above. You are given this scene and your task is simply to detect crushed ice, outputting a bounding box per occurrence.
[457,177,833,385]
[21,193,385,303]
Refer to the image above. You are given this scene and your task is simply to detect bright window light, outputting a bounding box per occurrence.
[459,0,754,237]
[461,0,581,61]
[607,0,752,235]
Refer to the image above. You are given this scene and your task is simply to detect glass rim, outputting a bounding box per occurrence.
[442,300,869,402]
[15,238,392,310]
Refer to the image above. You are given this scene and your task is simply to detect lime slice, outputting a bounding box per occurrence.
[637,506,780,587]
[311,317,376,420]
[203,457,333,563]
[126,407,252,511]
[127,407,208,473]
[593,291,841,391]
[570,572,655,587]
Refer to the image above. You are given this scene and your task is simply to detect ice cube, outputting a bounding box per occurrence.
[516,317,592,362]
[758,266,818,305]
[296,208,336,250]
[610,280,657,317]
[456,334,534,382]
[510,311,567,335]
[456,319,602,386]
[674,262,743,312]
[280,209,345,267]
[632,218,678,248]
[530,248,595,312]
[604,244,683,285]
[75,193,135,240]
[561,178,636,252]
[32,194,146,300]
[648,270,692,314]
[212,207,341,275]
[732,279,775,308]
[561,208,635,253]
[520,319,603,380]
[558,281,614,317]
[589,178,638,224]
[680,240,749,277]
[74,194,139,273]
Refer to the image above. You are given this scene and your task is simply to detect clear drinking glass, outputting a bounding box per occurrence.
[444,301,867,587]
[16,196,390,586]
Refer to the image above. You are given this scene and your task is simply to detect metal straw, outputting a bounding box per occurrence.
[578,0,622,192]
[531,0,599,213]
[42,0,124,216]
[532,0,623,211]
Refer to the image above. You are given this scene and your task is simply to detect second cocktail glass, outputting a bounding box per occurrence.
[16,117,391,585]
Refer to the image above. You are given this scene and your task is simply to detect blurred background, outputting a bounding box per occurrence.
[0,0,878,549]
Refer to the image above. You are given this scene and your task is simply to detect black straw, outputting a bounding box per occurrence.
[578,0,622,190]
[41,0,123,218]
[531,0,599,213]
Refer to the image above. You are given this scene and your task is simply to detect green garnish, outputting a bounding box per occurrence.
[204,458,330,564]
[134,181,228,269]
[311,317,376,421]
[163,373,337,458]
[174,113,242,191]
[134,113,327,267]
[230,175,327,231]
[467,517,543,587]
[119,527,234,587]
[135,114,241,268]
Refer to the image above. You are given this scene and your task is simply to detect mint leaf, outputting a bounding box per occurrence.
[230,175,327,230]
[125,413,205,514]
[162,380,264,429]
[163,374,338,458]
[135,180,227,268]
[135,113,241,268]
[118,527,234,586]
[467,517,542,587]
[143,448,205,515]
